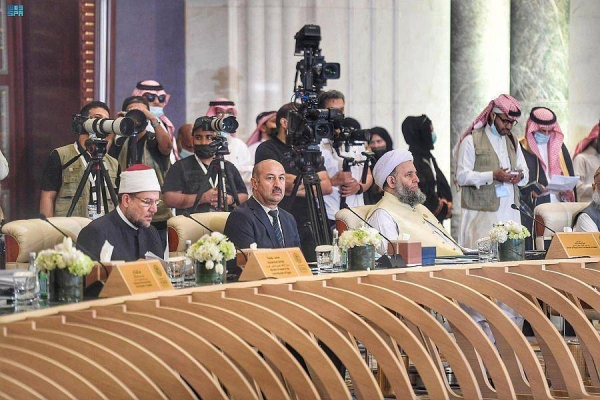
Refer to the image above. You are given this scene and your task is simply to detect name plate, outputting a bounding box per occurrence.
[99,260,173,298]
[546,232,600,259]
[238,247,312,281]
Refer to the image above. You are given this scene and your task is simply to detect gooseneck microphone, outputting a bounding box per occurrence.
[510,203,556,234]
[182,211,247,262]
[342,206,406,268]
[38,214,109,291]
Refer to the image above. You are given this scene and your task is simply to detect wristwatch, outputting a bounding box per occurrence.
[151,119,161,128]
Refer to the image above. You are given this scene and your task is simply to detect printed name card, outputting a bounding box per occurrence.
[238,248,312,281]
[99,260,173,298]
[546,232,600,260]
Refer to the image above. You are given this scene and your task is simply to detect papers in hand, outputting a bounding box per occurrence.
[546,175,579,192]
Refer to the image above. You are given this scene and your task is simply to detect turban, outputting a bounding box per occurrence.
[247,111,276,146]
[522,107,565,177]
[452,94,521,160]
[206,98,238,117]
[119,164,161,194]
[573,123,600,158]
[372,148,414,188]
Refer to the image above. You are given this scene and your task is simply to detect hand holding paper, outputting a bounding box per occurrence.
[546,175,579,193]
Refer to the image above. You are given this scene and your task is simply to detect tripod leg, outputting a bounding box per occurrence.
[99,162,118,211]
[313,179,331,244]
[224,166,241,206]
[67,162,96,217]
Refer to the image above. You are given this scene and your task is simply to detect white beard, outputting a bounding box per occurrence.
[593,191,600,208]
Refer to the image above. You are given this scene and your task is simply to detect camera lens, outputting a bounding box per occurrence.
[211,116,239,133]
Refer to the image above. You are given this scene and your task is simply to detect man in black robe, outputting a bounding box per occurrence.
[78,164,164,261]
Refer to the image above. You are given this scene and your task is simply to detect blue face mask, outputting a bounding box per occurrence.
[149,106,164,119]
[179,148,194,159]
[490,123,501,137]
[431,131,437,144]
[534,131,551,145]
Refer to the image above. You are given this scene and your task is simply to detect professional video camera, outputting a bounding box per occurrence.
[194,116,239,134]
[71,114,135,138]
[287,24,341,148]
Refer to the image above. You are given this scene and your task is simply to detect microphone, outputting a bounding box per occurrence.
[342,206,406,268]
[38,214,109,297]
[182,211,247,262]
[510,203,556,234]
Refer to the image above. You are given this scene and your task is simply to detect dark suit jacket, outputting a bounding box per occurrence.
[224,196,301,250]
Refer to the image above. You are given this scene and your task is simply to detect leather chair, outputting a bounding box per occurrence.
[2,217,91,269]
[334,205,375,235]
[167,212,230,256]
[533,202,588,250]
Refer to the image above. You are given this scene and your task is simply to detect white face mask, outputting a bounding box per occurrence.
[150,106,164,119]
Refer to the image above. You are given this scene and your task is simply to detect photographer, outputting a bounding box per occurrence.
[109,96,173,250]
[40,101,120,218]
[255,103,333,261]
[162,116,248,215]
[318,91,373,227]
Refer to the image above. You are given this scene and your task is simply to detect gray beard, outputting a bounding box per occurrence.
[593,191,600,209]
[395,184,426,207]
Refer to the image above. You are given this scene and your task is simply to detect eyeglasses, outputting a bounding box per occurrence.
[216,111,231,118]
[132,196,162,208]
[495,114,518,126]
[143,93,166,103]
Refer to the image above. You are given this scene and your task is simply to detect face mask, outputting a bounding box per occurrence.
[179,148,194,159]
[490,123,501,137]
[372,148,388,160]
[194,144,216,159]
[431,131,437,144]
[149,106,164,119]
[534,131,551,145]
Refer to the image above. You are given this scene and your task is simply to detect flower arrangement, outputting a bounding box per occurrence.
[488,220,530,243]
[35,237,94,276]
[338,226,382,250]
[186,232,236,275]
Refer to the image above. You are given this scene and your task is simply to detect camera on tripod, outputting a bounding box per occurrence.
[287,24,341,148]
[72,114,135,138]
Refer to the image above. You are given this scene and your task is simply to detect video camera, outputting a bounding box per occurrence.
[287,24,342,148]
[71,114,135,138]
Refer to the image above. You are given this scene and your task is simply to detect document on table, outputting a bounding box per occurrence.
[546,175,579,192]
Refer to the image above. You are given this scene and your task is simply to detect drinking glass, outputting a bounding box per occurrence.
[476,237,493,263]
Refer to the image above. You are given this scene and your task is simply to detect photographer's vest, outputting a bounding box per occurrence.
[461,129,519,212]
[55,143,119,217]
[366,192,462,256]
[118,137,172,223]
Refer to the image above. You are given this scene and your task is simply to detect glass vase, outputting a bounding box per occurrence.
[347,245,376,271]
[48,269,84,303]
[498,239,525,262]
[195,261,226,285]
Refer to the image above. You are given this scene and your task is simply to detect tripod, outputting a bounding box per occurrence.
[288,145,331,246]
[65,138,118,217]
[336,148,374,210]
[191,150,240,212]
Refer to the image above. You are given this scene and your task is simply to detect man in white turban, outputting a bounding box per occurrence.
[78,164,164,261]
[365,149,462,256]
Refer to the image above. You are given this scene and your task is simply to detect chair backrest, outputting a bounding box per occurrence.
[334,205,376,234]
[2,217,91,269]
[167,212,230,255]
[533,202,589,238]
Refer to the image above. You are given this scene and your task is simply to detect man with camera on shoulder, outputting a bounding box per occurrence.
[40,101,120,218]
[162,116,248,215]
[109,95,173,251]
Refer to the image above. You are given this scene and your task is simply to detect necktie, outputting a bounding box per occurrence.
[268,209,285,248]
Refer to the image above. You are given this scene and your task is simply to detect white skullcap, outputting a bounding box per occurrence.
[118,164,161,194]
[372,148,414,188]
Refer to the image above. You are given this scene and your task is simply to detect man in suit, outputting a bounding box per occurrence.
[224,159,301,250]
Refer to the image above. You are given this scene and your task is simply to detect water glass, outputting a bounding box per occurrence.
[183,257,196,287]
[476,237,493,263]
[13,271,38,305]
[165,257,186,288]
[315,245,334,274]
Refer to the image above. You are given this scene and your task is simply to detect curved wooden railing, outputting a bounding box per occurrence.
[3,258,600,399]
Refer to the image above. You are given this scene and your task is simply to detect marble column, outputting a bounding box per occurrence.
[510,0,570,143]
[450,0,511,238]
